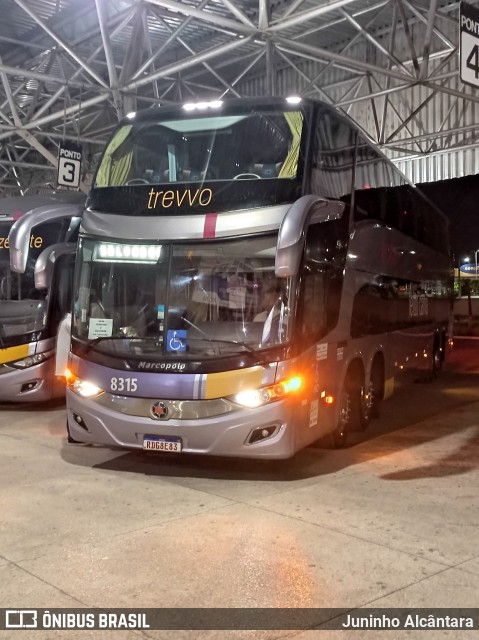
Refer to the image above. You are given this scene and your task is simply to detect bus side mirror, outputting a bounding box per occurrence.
[9,204,83,273]
[275,195,345,278]
[34,243,77,290]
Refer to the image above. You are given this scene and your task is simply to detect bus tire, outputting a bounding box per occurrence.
[425,338,442,381]
[358,379,373,430]
[369,357,385,419]
[329,367,365,448]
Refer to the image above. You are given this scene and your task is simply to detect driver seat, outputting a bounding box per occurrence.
[253,163,281,178]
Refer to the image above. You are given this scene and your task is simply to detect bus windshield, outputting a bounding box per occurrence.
[73,234,294,359]
[0,216,78,340]
[0,220,48,339]
[90,109,304,216]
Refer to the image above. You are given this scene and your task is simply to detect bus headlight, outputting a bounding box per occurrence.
[11,350,54,369]
[65,370,104,398]
[233,388,272,408]
[230,375,303,408]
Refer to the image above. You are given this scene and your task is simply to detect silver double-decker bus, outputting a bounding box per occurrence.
[66,97,451,457]
[1,192,84,401]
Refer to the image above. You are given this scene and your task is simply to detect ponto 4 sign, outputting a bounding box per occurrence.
[460,2,479,87]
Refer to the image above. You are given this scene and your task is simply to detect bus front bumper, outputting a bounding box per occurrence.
[66,389,296,459]
[0,359,60,402]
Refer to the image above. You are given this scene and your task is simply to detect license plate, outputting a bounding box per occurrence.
[143,436,182,452]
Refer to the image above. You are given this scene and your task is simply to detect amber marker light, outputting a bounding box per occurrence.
[282,375,302,393]
[64,368,74,382]
[321,390,335,405]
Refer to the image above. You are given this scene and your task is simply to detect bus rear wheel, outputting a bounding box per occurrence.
[369,358,385,418]
[424,339,443,381]
[431,341,443,379]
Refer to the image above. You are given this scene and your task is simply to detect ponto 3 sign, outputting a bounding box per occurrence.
[57,142,82,188]
[460,1,479,87]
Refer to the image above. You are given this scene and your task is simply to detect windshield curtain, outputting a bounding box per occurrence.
[94,110,303,188]
[73,235,294,360]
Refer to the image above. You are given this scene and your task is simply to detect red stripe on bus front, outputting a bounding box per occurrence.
[203,213,218,238]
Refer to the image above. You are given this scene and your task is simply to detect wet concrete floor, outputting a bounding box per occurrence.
[1,339,479,639]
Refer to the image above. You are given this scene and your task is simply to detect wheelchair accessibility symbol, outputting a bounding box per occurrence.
[166,329,187,352]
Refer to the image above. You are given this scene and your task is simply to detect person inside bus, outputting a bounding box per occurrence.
[254,284,282,322]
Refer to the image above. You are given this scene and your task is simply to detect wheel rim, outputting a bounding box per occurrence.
[433,348,442,374]
[335,390,351,445]
[339,391,350,429]
[361,383,374,422]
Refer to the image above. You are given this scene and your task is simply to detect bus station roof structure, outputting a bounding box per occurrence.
[0,0,477,194]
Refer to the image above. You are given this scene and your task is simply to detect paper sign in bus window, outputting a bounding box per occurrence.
[88,318,113,339]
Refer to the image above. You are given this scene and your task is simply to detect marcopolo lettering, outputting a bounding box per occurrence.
[147,187,213,210]
[138,361,186,371]
[59,147,82,161]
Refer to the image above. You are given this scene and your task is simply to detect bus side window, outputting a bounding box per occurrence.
[354,135,409,230]
[411,188,449,254]
[311,111,355,200]
[354,186,388,223]
[301,220,348,343]
[351,284,386,337]
[300,264,344,342]
[301,266,327,339]
[397,189,415,238]
[50,254,75,325]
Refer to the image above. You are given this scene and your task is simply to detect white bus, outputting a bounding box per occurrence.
[65,97,452,457]
[1,193,85,401]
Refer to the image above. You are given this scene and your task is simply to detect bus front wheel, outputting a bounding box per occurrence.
[330,369,367,448]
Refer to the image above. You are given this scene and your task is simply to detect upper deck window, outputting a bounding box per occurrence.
[94,111,303,189]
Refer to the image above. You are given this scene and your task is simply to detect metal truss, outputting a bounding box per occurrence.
[0,0,476,194]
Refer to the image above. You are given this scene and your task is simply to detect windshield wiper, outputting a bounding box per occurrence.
[180,315,258,354]
[78,318,280,366]
[78,334,153,356]
[180,316,274,365]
